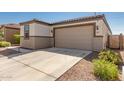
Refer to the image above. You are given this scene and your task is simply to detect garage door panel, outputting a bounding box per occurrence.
[55,25,94,50]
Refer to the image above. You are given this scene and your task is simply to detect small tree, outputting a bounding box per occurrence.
[13,34,20,44]
[0,31,4,41]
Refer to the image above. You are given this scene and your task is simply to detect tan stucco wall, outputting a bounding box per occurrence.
[20,23,35,36]
[101,20,112,48]
[34,37,52,49]
[20,23,52,49]
[53,19,111,51]
[20,37,52,49]
[52,19,105,37]
[20,23,52,37]
[34,23,52,36]
[54,24,104,51]
[20,37,35,49]
[53,20,106,51]
[20,18,111,51]
[93,37,104,51]
[20,19,108,37]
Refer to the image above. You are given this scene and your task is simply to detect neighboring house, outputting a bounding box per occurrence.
[0,24,20,43]
[20,14,112,51]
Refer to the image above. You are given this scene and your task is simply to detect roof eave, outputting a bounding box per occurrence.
[19,15,112,34]
[102,15,112,34]
[20,19,50,26]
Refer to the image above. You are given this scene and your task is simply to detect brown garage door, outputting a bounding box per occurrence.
[54,25,94,50]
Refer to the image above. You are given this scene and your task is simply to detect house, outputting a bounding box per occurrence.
[20,14,112,51]
[0,24,20,44]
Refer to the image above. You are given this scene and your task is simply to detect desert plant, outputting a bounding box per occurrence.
[0,41,11,47]
[98,49,121,64]
[93,59,119,80]
[13,34,20,44]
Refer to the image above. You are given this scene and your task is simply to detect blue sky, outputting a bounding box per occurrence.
[0,12,123,35]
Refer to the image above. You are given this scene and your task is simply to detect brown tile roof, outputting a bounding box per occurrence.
[20,15,104,25]
[19,14,112,33]
[0,24,20,29]
[53,14,111,33]
[51,14,105,25]
[20,19,50,25]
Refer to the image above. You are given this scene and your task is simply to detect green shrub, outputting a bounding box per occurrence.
[0,41,11,47]
[98,49,121,64]
[13,34,20,44]
[93,59,119,80]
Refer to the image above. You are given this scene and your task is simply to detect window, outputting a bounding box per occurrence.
[24,25,29,39]
[96,25,99,30]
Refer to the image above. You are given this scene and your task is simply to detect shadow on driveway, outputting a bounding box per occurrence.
[0,47,33,59]
[0,47,92,59]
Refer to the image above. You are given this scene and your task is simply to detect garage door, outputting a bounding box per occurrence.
[54,25,94,50]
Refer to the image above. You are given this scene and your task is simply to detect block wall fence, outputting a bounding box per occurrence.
[108,33,124,50]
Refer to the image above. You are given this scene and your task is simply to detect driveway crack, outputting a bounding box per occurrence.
[11,58,57,79]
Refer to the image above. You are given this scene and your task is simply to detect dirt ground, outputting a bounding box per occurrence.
[57,50,124,81]
[56,52,99,81]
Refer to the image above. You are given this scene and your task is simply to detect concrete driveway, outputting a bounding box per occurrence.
[0,48,91,81]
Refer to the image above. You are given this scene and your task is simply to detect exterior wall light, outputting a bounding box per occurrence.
[51,30,53,33]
